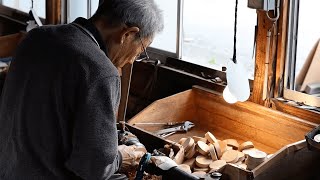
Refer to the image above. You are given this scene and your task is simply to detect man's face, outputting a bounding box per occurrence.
[108,27,152,68]
[118,37,152,67]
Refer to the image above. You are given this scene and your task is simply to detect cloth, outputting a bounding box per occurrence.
[0,18,122,180]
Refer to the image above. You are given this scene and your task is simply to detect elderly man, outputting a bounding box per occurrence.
[0,0,163,179]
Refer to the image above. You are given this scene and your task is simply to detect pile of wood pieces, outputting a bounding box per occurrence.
[177,132,271,178]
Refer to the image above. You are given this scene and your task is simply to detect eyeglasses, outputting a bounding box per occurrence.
[136,33,150,62]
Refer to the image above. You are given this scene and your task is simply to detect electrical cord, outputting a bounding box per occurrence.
[232,0,238,64]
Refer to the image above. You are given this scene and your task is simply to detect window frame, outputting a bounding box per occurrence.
[148,0,182,60]
[0,2,46,25]
[283,0,320,107]
[149,0,259,79]
[66,0,92,22]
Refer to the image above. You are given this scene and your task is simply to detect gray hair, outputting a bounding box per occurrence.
[93,0,164,39]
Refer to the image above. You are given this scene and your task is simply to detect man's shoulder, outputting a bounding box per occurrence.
[25,24,119,78]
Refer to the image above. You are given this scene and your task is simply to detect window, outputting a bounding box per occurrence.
[1,0,46,18]
[151,0,257,79]
[295,0,320,81]
[67,0,99,22]
[149,0,178,54]
[183,0,256,78]
[66,0,257,78]
[284,0,320,107]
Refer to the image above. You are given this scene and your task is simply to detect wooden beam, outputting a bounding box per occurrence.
[46,0,61,25]
[271,98,320,124]
[252,10,274,105]
[274,0,289,97]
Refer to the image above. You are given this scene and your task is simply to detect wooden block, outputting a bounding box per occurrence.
[239,141,254,151]
[218,141,227,153]
[209,160,227,171]
[193,136,207,143]
[226,146,233,151]
[195,155,213,168]
[177,164,192,174]
[193,167,209,173]
[314,134,320,142]
[237,151,245,162]
[245,150,267,170]
[182,137,195,152]
[205,132,218,144]
[179,138,187,145]
[199,138,208,143]
[242,148,258,156]
[192,171,206,178]
[185,143,196,159]
[208,144,218,161]
[221,150,239,163]
[197,141,209,156]
[223,139,239,150]
[183,158,196,168]
[173,145,185,165]
[213,142,222,158]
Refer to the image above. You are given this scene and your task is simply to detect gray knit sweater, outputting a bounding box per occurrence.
[0,18,122,180]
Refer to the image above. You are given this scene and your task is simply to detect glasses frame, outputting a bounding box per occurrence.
[136,33,150,62]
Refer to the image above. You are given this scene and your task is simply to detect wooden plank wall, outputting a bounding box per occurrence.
[193,86,316,153]
[129,90,197,126]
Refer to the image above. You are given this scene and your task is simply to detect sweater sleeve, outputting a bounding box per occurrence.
[65,75,121,180]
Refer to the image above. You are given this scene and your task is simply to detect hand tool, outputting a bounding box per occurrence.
[133,122,187,127]
[154,121,195,138]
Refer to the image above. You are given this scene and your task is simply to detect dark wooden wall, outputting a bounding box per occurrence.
[0,16,25,36]
[126,59,227,119]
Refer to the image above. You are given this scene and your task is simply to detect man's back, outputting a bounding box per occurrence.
[0,23,121,179]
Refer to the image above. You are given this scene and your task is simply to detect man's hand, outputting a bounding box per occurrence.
[150,156,177,171]
[118,145,147,173]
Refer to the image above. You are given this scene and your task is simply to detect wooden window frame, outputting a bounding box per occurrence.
[282,0,320,107]
[0,0,62,25]
[251,0,320,123]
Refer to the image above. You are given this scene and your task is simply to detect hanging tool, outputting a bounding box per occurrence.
[154,121,195,138]
[133,121,188,127]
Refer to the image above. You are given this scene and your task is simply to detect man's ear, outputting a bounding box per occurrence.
[120,26,140,44]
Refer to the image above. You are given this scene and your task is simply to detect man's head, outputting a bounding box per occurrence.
[91,0,164,68]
